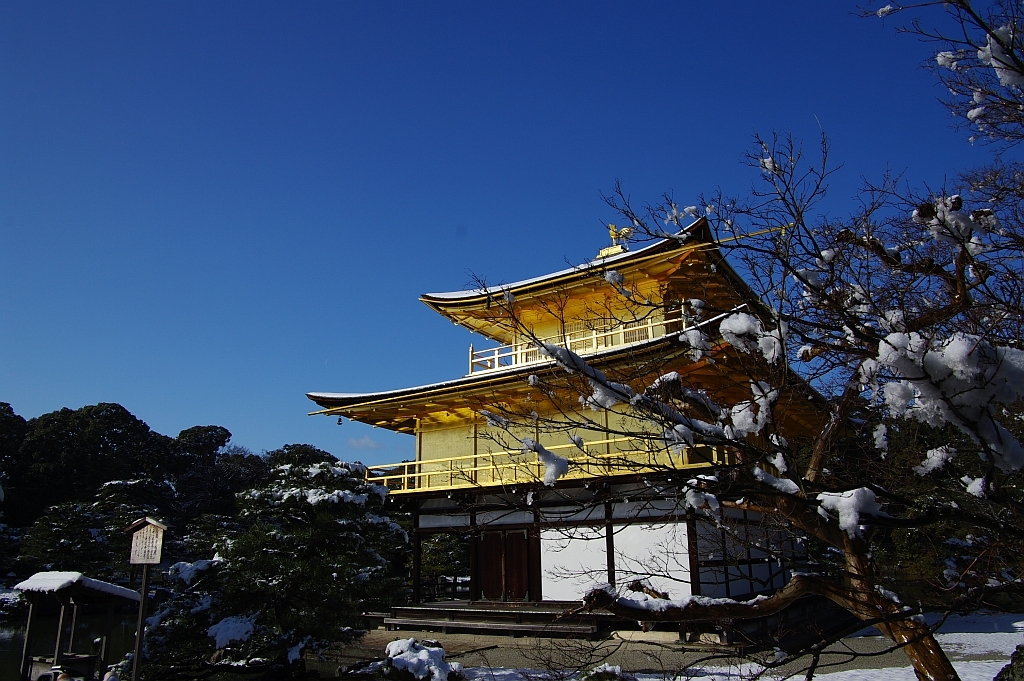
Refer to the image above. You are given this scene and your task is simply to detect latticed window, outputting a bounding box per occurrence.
[622,318,650,344]
[566,320,594,352]
[521,343,541,363]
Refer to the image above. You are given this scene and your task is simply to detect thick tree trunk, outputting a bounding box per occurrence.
[879,618,959,681]
[751,496,960,681]
[840,547,959,681]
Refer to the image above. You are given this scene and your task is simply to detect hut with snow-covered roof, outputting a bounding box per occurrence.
[307,219,827,632]
[15,571,139,681]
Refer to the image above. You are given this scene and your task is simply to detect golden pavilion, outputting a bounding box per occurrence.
[307,219,826,614]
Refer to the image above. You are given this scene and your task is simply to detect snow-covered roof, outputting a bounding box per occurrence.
[422,235,681,300]
[15,571,140,602]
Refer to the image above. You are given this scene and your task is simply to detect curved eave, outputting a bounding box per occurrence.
[307,332,831,440]
[307,333,698,433]
[308,332,684,413]
[419,220,776,344]
[420,219,711,313]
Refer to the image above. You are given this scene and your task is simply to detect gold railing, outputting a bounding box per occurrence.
[467,311,683,375]
[364,438,732,494]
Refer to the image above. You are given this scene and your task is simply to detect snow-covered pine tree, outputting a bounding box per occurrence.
[140,445,408,679]
[19,478,170,581]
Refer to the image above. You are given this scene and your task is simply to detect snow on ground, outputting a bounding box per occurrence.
[463,661,1010,680]
[934,611,1024,657]
[456,612,1023,681]
[853,611,1024,658]
[811,662,1008,681]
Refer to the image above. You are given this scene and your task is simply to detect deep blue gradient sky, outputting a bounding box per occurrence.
[0,2,1000,464]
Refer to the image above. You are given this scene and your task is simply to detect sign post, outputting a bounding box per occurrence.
[126,517,166,681]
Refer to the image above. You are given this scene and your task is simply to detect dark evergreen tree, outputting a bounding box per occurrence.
[0,402,28,494]
[141,456,409,679]
[7,403,173,527]
[19,478,171,580]
[266,443,337,467]
[174,426,232,469]
[0,403,29,578]
[170,430,270,523]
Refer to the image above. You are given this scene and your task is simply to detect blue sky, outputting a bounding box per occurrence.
[0,1,999,465]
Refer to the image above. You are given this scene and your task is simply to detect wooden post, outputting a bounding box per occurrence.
[411,514,422,604]
[19,599,35,680]
[604,501,615,586]
[686,508,701,596]
[66,598,79,655]
[100,601,116,673]
[53,594,70,668]
[126,517,167,681]
[469,512,478,601]
[131,564,150,681]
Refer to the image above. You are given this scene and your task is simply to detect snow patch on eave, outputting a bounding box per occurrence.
[422,228,701,300]
[308,331,686,405]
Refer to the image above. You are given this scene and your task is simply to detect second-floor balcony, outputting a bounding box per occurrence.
[366,437,733,494]
[468,310,683,375]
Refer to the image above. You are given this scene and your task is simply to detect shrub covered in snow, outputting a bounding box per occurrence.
[580,663,633,681]
[140,445,409,678]
[379,638,463,681]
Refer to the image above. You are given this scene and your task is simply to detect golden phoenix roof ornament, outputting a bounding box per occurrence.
[597,223,633,258]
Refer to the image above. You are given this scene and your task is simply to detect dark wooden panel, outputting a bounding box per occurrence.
[504,530,529,602]
[527,528,542,601]
[479,532,504,601]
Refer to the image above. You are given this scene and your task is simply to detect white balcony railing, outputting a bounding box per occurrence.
[466,305,750,375]
[468,311,682,374]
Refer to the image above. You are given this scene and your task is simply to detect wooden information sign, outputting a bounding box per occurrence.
[125,517,167,681]
[130,522,164,565]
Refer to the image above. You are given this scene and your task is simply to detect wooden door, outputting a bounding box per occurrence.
[476,529,539,601]
[504,530,529,601]
[479,532,505,600]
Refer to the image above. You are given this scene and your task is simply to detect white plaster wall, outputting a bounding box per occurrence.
[612,522,691,598]
[419,514,470,528]
[540,521,692,601]
[540,526,606,601]
[476,510,534,525]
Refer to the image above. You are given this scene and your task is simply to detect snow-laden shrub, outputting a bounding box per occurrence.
[379,638,463,681]
[580,664,634,681]
[140,447,409,679]
[995,643,1024,681]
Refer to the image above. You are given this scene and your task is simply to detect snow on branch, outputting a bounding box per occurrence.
[877,331,1024,472]
[538,342,635,410]
[170,558,222,586]
[817,488,886,538]
[683,474,720,514]
[977,25,1024,88]
[752,466,801,495]
[478,409,510,428]
[719,312,786,363]
[726,381,778,438]
[645,371,723,422]
[584,574,839,622]
[913,446,958,476]
[521,437,569,486]
[208,614,256,649]
[680,327,711,360]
